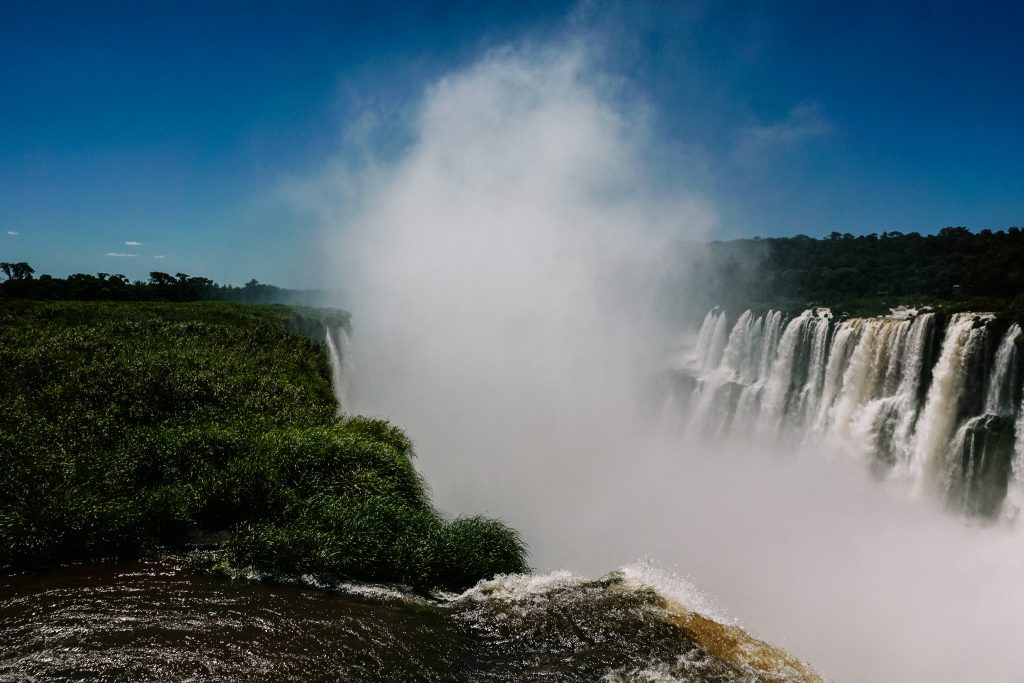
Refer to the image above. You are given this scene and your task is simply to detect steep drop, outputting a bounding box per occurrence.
[680,308,1023,516]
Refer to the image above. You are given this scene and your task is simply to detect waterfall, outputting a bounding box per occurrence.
[679,307,1024,517]
[720,310,754,378]
[324,325,353,414]
[337,326,355,410]
[819,317,924,466]
[909,314,985,496]
[757,310,813,435]
[1010,365,1024,518]
[692,309,719,370]
[984,323,1021,415]
[812,320,861,432]
[792,310,833,428]
[885,313,936,466]
[704,310,730,371]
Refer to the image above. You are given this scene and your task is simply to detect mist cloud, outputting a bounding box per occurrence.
[310,39,1022,683]
[327,42,714,525]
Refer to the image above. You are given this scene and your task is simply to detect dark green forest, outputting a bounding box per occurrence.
[676,226,1024,318]
[0,301,526,590]
[0,263,340,307]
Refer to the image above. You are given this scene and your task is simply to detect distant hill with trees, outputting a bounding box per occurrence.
[675,226,1024,318]
[0,264,342,308]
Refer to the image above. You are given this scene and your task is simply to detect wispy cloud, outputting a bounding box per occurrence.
[6,231,18,236]
[106,252,138,257]
[124,240,143,246]
[153,255,166,259]
[733,102,832,163]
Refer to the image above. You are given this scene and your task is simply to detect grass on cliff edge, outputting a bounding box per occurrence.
[0,300,527,591]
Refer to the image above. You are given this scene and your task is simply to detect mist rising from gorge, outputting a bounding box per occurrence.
[325,43,716,538]
[308,41,1024,683]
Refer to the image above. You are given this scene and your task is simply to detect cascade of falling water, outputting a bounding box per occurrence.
[884,313,937,465]
[688,309,786,437]
[687,311,752,437]
[705,310,730,371]
[829,318,915,462]
[731,310,777,428]
[811,320,861,433]
[894,315,935,403]
[682,306,1024,515]
[740,315,765,383]
[1009,379,1024,519]
[757,311,814,435]
[792,310,833,428]
[821,318,881,441]
[880,320,913,395]
[909,314,986,496]
[937,322,1021,515]
[984,324,1021,415]
[692,310,719,370]
[720,310,754,376]
[758,311,785,380]
[1016,365,1024,479]
[337,326,355,411]
[324,325,352,414]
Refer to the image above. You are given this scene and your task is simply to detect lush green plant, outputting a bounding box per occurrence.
[0,301,527,590]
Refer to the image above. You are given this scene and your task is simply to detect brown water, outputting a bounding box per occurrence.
[0,556,820,682]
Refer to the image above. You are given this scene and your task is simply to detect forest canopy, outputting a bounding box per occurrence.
[0,265,340,307]
[673,226,1024,318]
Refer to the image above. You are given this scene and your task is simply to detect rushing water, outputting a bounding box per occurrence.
[0,556,822,683]
[679,307,1024,517]
[324,324,354,413]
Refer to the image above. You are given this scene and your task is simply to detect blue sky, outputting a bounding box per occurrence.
[2,0,1022,287]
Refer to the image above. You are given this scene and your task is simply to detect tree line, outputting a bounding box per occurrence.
[0,263,329,305]
[677,226,1024,317]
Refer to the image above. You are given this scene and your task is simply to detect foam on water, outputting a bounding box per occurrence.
[454,569,580,604]
[620,559,724,622]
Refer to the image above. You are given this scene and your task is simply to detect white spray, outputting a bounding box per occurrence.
[312,40,1024,683]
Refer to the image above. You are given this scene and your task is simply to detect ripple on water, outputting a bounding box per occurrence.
[0,557,824,682]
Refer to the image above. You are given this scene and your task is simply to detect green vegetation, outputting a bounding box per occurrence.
[680,226,1024,318]
[0,301,526,591]
[0,263,343,307]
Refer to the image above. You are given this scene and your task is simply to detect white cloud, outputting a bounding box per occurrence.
[124,240,143,246]
[153,255,166,259]
[733,101,832,162]
[6,231,18,236]
[105,252,138,257]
